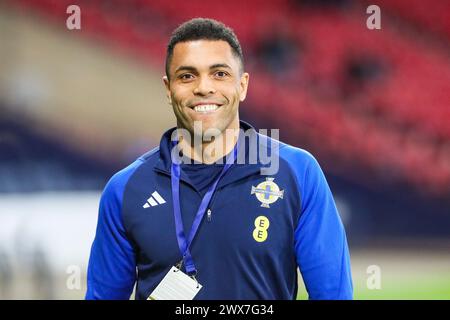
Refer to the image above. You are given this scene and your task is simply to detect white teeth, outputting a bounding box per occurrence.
[194,104,219,112]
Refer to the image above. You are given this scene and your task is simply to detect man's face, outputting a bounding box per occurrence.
[163,40,249,137]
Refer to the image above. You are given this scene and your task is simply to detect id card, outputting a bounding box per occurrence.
[147,266,202,300]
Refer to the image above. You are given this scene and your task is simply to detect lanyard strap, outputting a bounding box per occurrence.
[171,141,238,275]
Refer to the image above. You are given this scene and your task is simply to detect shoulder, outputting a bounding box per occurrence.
[103,147,159,201]
[278,141,318,170]
[258,132,320,175]
[279,142,324,198]
[259,134,327,200]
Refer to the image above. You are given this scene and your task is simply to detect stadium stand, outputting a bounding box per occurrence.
[2,0,449,199]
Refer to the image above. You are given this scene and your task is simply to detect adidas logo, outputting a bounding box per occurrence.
[143,191,166,208]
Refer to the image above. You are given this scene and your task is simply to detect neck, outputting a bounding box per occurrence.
[178,119,240,164]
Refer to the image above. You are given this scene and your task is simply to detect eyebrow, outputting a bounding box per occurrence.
[210,63,232,70]
[174,63,232,74]
[174,65,197,74]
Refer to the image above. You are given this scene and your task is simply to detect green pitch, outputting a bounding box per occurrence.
[297,255,450,300]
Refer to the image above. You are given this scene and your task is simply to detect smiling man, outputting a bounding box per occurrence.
[163,23,248,164]
[86,18,353,300]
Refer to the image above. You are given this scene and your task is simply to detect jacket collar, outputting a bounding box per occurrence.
[154,120,272,189]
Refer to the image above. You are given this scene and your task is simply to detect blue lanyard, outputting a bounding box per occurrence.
[170,141,238,276]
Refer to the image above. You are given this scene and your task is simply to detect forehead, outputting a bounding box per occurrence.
[170,40,238,72]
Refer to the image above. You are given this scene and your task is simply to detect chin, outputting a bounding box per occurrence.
[203,120,230,134]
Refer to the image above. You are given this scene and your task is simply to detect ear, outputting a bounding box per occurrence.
[239,72,250,102]
[163,75,172,105]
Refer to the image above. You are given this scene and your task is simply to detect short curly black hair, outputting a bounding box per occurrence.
[165,18,244,79]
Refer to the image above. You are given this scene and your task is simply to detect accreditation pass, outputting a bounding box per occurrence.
[147,266,203,300]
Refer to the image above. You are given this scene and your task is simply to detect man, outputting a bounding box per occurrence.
[86,18,353,300]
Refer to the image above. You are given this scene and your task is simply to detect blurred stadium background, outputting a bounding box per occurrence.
[0,0,449,299]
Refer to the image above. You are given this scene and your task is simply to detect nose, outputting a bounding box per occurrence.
[193,76,216,96]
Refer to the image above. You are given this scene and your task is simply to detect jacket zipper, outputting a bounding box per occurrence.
[206,189,221,222]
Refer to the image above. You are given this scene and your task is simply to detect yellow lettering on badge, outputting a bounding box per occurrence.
[253,216,270,242]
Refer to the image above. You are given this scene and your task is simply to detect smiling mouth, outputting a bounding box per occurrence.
[191,104,221,113]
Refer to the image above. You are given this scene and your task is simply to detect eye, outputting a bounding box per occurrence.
[179,73,194,81]
[214,71,229,78]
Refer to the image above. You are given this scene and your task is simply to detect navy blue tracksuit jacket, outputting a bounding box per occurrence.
[86,121,353,299]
